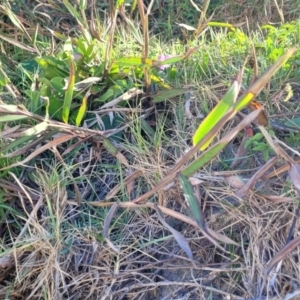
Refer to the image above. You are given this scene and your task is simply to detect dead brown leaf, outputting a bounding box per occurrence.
[103,203,120,253]
[236,156,279,198]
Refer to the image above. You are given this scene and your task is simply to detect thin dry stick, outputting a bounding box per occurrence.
[273,0,284,23]
[197,0,211,29]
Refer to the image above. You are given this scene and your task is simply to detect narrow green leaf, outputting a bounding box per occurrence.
[124,17,143,46]
[153,88,187,103]
[0,33,37,53]
[63,0,85,26]
[75,90,90,126]
[0,115,28,123]
[179,174,205,229]
[1,134,74,171]
[182,143,226,176]
[62,58,75,124]
[192,76,241,149]
[183,108,262,177]
[207,21,236,30]
[46,28,68,41]
[2,5,32,41]
[0,65,9,86]
[114,57,154,67]
[103,138,129,166]
[1,135,33,153]
[79,0,87,10]
[140,120,155,141]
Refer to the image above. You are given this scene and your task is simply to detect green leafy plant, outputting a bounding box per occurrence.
[2,1,195,128]
[261,21,300,62]
[244,131,276,162]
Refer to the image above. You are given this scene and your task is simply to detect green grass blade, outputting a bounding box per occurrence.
[103,138,129,166]
[179,174,204,229]
[63,0,85,26]
[0,33,37,53]
[75,91,89,126]
[1,135,34,153]
[182,143,226,177]
[113,57,154,67]
[183,108,262,177]
[0,115,28,122]
[153,88,187,103]
[2,4,32,41]
[62,58,75,124]
[192,75,241,150]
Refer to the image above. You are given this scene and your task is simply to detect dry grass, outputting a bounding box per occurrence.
[213,0,300,26]
[2,96,300,299]
[1,1,300,300]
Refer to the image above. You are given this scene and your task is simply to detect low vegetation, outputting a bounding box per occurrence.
[1,0,300,299]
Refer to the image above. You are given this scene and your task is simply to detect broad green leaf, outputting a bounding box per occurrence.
[48,96,63,119]
[62,58,75,123]
[35,57,69,72]
[50,77,65,93]
[192,75,241,150]
[285,117,300,128]
[153,88,187,103]
[96,89,114,103]
[77,39,89,56]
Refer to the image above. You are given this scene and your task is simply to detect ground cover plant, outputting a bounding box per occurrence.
[1,0,300,299]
